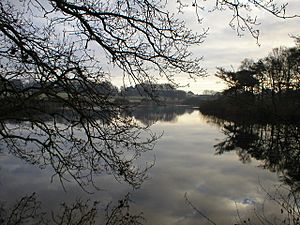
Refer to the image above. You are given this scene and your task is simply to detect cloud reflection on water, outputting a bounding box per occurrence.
[0,107,289,224]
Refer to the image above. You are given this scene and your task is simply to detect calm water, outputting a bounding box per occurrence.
[0,106,297,224]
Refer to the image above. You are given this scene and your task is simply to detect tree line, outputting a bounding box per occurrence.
[200,36,300,122]
[0,78,192,101]
[217,36,300,99]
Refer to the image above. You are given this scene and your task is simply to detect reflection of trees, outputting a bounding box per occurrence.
[128,106,193,126]
[209,117,300,190]
[0,193,143,225]
[0,103,156,190]
[0,0,207,192]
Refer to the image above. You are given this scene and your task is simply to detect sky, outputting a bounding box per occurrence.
[110,0,300,94]
[7,0,299,94]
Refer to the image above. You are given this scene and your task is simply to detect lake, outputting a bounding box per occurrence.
[0,106,298,224]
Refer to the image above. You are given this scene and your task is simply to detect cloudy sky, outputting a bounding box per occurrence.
[112,0,300,94]
[5,0,300,94]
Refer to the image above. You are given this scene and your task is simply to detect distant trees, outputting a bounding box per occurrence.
[4,78,120,96]
[202,90,217,95]
[121,83,187,100]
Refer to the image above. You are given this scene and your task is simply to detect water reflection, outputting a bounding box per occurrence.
[0,104,157,190]
[205,116,300,191]
[1,106,299,225]
[128,105,194,125]
[0,192,143,225]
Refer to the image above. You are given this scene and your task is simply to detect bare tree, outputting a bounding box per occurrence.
[2,0,208,189]
[178,0,299,43]
[0,0,298,191]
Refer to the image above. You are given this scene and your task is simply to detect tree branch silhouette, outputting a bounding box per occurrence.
[0,193,144,225]
[0,0,298,190]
